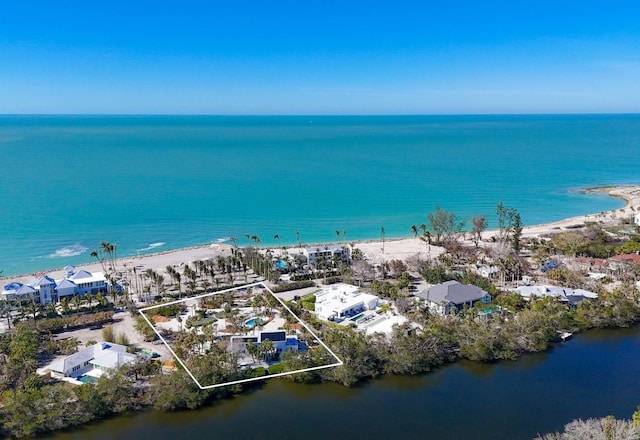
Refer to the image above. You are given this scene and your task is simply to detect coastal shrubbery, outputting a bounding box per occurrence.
[2,282,640,437]
[270,280,316,292]
[35,311,114,334]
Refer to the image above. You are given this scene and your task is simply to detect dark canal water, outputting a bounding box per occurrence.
[46,327,640,440]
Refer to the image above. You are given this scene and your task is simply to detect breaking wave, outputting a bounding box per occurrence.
[137,242,166,252]
[49,244,88,258]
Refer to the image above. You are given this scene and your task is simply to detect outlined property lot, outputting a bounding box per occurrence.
[138,282,342,389]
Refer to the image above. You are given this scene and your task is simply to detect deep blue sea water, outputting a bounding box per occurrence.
[1,114,639,276]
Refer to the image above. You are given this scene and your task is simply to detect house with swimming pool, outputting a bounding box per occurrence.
[229,330,301,358]
[314,283,379,322]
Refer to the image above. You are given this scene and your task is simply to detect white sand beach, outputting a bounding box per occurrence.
[3,185,639,285]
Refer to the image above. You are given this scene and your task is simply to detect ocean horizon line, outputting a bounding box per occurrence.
[2,112,640,117]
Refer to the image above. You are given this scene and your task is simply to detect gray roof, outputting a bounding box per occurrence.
[416,280,489,305]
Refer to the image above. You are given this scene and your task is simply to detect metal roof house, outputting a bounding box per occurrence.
[46,342,136,381]
[416,280,491,316]
[1,266,108,305]
[515,285,598,303]
[2,282,37,302]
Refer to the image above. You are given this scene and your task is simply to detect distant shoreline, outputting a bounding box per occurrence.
[3,184,639,283]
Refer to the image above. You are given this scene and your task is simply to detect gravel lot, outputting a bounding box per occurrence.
[51,310,173,360]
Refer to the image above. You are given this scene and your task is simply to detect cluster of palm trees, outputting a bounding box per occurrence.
[90,241,117,274]
[410,224,432,253]
[245,338,276,363]
[142,269,165,297]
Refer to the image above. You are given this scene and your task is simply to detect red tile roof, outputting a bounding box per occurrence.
[610,254,640,264]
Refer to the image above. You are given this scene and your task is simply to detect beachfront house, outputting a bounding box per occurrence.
[416,280,491,316]
[45,342,136,381]
[2,266,108,305]
[314,283,379,322]
[302,245,349,267]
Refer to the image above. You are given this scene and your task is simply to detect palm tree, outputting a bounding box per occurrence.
[246,341,258,363]
[165,265,176,285]
[274,234,281,249]
[71,294,81,312]
[381,226,386,253]
[83,293,93,310]
[60,297,70,314]
[295,230,301,251]
[261,338,275,362]
[96,292,107,308]
[101,241,116,272]
[154,274,164,296]
[411,224,418,239]
[175,272,182,297]
[1,300,12,330]
[90,250,107,273]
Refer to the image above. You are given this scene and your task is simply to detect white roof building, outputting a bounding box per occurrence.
[315,283,378,321]
[47,342,136,379]
[63,268,108,295]
[515,285,598,302]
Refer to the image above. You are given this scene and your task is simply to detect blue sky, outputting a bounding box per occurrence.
[1,1,639,114]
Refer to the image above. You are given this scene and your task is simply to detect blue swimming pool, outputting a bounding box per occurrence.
[244,317,264,328]
[78,375,98,384]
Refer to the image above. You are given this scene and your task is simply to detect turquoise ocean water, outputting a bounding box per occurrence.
[1,114,639,276]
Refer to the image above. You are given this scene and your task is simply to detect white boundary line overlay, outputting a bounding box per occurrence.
[138,282,343,389]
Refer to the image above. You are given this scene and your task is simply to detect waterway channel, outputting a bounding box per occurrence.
[45,326,640,439]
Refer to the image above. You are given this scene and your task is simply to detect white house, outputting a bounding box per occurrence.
[1,282,37,302]
[303,245,349,267]
[515,285,598,303]
[416,280,491,316]
[314,283,378,321]
[31,275,56,304]
[65,268,108,295]
[46,342,136,380]
[476,264,499,278]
